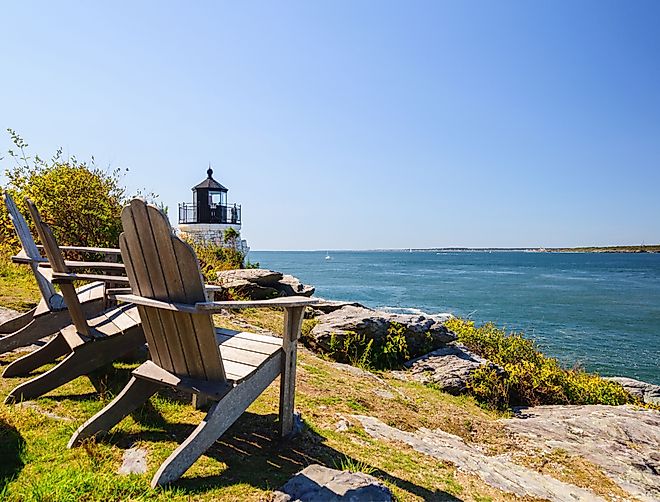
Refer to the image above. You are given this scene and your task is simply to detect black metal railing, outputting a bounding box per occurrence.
[178,203,241,224]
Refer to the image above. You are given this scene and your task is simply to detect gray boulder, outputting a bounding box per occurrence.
[272,464,392,502]
[216,269,283,287]
[277,274,315,297]
[404,343,503,394]
[309,305,454,360]
[312,300,368,316]
[605,376,660,405]
[214,269,314,299]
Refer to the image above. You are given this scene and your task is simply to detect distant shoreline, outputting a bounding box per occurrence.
[255,246,660,253]
[410,245,660,254]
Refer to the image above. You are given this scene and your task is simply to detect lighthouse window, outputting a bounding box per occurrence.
[210,193,221,205]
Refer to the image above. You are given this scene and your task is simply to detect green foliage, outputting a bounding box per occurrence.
[327,323,410,370]
[445,318,639,409]
[185,238,246,282]
[223,227,239,245]
[0,130,145,258]
[333,455,376,475]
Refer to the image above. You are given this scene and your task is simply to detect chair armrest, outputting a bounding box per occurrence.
[37,260,126,272]
[51,271,130,284]
[11,254,47,265]
[37,244,122,256]
[195,297,318,312]
[115,294,317,313]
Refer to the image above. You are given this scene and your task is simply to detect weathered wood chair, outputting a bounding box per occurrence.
[68,199,316,487]
[4,199,144,401]
[0,191,126,356]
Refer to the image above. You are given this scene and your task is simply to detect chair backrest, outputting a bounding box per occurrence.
[25,198,91,336]
[119,199,225,381]
[3,192,58,305]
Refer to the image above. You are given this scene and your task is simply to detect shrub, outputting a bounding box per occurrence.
[1,130,135,258]
[445,318,638,409]
[326,322,410,370]
[186,239,246,282]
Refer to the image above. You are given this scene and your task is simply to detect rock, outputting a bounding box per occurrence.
[221,279,279,300]
[404,343,503,394]
[312,300,370,315]
[501,405,660,502]
[354,414,606,502]
[117,446,148,475]
[335,418,350,432]
[216,269,283,286]
[272,464,392,502]
[372,389,395,400]
[17,401,71,421]
[605,376,660,405]
[214,269,314,300]
[0,306,19,325]
[276,274,315,297]
[310,306,455,360]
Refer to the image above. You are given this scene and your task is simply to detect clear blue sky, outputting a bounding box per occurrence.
[2,1,659,250]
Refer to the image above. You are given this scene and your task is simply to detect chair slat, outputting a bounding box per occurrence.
[119,201,224,381]
[3,193,57,303]
[26,199,91,337]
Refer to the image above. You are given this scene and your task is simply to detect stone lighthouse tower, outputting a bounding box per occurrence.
[177,166,249,254]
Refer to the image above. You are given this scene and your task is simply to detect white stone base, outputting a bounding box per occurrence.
[177,223,249,255]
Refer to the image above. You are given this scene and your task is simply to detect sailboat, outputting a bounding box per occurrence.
[325,251,331,260]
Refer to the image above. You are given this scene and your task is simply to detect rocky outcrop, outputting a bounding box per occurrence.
[215,269,315,300]
[502,405,660,501]
[404,343,504,394]
[605,376,660,405]
[272,464,392,502]
[309,305,454,360]
[354,414,606,502]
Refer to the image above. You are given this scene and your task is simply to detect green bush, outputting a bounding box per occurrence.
[327,322,410,370]
[1,130,136,258]
[445,318,639,409]
[186,239,246,281]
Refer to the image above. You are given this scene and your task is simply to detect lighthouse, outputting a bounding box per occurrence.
[177,167,249,254]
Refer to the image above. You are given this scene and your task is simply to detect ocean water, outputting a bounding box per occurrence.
[250,250,660,385]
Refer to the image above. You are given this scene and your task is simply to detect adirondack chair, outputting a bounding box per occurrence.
[0,191,127,357]
[68,199,316,487]
[4,199,144,401]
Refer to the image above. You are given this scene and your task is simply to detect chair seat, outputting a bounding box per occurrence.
[36,281,106,315]
[216,328,283,382]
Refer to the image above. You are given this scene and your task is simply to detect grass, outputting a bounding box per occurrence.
[0,273,638,500]
[0,259,40,311]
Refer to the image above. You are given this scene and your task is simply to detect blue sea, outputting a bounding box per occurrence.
[250,250,660,385]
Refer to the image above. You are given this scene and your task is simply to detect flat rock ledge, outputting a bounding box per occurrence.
[309,305,454,361]
[502,404,660,502]
[605,376,660,405]
[404,343,503,394]
[272,464,392,502]
[216,269,315,299]
[353,414,605,502]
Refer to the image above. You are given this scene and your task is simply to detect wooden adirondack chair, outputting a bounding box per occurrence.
[68,199,316,487]
[4,199,144,401]
[0,191,126,357]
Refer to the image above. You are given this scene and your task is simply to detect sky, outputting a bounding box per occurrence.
[1,1,659,250]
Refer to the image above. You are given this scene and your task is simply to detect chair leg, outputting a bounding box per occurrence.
[0,309,77,355]
[151,355,282,487]
[3,332,70,377]
[279,306,304,438]
[0,307,36,334]
[5,327,144,403]
[68,375,160,448]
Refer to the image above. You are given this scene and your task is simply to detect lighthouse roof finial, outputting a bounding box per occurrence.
[207,163,213,178]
